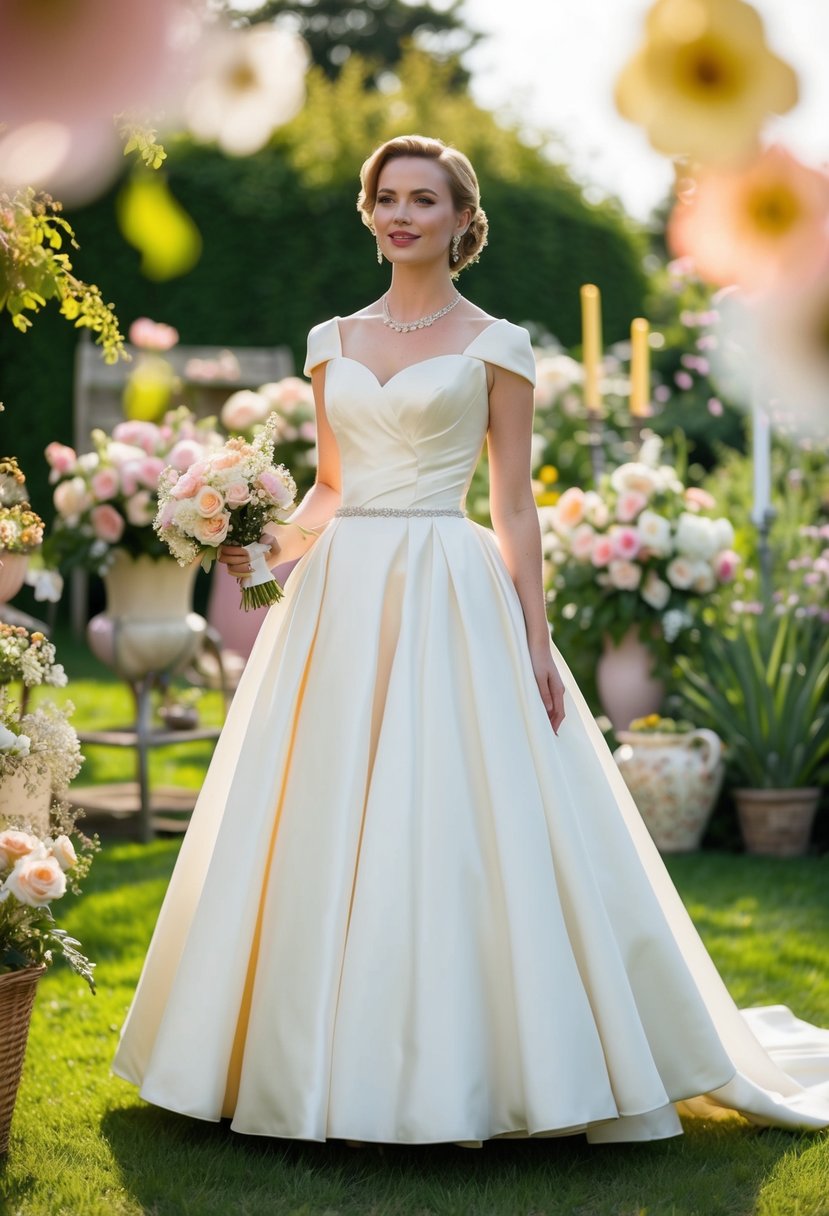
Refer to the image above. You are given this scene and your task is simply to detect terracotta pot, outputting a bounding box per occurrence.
[86,550,207,682]
[0,760,52,838]
[0,964,46,1155]
[0,552,28,605]
[596,626,665,730]
[734,787,821,857]
[613,729,725,853]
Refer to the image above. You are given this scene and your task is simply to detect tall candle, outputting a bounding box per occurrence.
[751,390,771,526]
[630,317,651,417]
[580,283,603,415]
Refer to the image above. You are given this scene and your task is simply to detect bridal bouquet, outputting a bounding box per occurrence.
[154,414,297,610]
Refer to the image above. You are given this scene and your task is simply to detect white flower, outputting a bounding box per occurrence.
[712,516,735,552]
[609,462,660,499]
[184,26,308,157]
[675,512,719,560]
[637,509,672,556]
[662,608,693,643]
[640,570,671,610]
[607,559,642,590]
[691,560,716,594]
[3,853,67,907]
[48,835,77,871]
[24,566,64,603]
[533,354,583,408]
[638,434,663,467]
[666,556,695,589]
[583,490,609,529]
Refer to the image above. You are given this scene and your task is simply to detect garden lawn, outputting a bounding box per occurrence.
[0,845,827,1216]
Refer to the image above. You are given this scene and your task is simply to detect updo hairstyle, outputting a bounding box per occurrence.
[356,134,488,274]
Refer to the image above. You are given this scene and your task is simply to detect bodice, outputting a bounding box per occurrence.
[303,317,536,512]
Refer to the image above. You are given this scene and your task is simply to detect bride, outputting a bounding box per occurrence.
[112,134,829,1146]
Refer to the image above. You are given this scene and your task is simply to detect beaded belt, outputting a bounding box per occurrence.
[335,505,465,518]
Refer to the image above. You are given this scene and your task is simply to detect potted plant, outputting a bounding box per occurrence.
[539,435,740,729]
[675,608,829,856]
[0,458,45,604]
[612,714,725,853]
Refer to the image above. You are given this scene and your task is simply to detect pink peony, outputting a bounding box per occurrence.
[112,420,161,454]
[615,490,648,523]
[138,456,166,488]
[195,486,226,518]
[224,480,251,507]
[612,526,641,561]
[193,512,231,546]
[591,536,615,567]
[129,317,180,352]
[714,549,740,582]
[44,441,78,476]
[168,439,207,472]
[91,467,120,502]
[90,504,125,543]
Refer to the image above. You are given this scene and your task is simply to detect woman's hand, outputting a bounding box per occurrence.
[530,645,566,734]
[217,533,280,580]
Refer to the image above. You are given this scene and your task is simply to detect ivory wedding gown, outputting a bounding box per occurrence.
[112,316,829,1145]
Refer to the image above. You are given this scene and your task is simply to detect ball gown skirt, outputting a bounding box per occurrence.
[111,317,829,1145]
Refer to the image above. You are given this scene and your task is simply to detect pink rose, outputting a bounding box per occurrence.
[138,456,166,488]
[91,467,120,502]
[220,390,268,432]
[129,317,179,352]
[554,486,585,531]
[195,486,226,518]
[608,559,642,591]
[257,469,293,507]
[112,420,161,454]
[684,486,717,513]
[714,549,740,582]
[591,536,614,567]
[170,470,205,500]
[125,491,155,526]
[615,490,648,523]
[168,439,207,472]
[570,523,597,561]
[90,503,125,543]
[0,829,41,869]
[193,512,231,546]
[158,498,178,528]
[224,480,251,507]
[53,476,91,520]
[211,450,243,471]
[298,421,317,442]
[612,526,641,560]
[118,460,142,498]
[4,854,66,907]
[44,441,78,477]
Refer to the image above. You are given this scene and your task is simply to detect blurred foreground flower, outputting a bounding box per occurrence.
[615,0,798,166]
[668,146,829,294]
[184,26,308,156]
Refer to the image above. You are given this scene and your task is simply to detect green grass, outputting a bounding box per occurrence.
[1,846,827,1216]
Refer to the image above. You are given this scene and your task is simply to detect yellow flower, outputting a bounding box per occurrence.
[535,491,561,507]
[538,464,559,484]
[614,0,798,166]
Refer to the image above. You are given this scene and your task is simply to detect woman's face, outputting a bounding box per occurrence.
[373,156,470,270]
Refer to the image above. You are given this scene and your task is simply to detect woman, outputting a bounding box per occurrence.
[112,135,829,1146]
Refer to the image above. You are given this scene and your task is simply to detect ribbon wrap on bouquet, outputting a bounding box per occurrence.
[239,540,283,611]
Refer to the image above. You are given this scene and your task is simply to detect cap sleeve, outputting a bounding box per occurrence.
[303,317,341,377]
[464,319,536,386]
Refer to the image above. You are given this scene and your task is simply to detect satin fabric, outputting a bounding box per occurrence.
[112,317,829,1144]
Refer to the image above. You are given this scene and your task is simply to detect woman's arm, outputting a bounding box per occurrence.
[486,363,566,733]
[219,363,341,576]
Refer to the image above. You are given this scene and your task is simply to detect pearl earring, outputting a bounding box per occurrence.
[376,237,383,265]
[451,233,462,264]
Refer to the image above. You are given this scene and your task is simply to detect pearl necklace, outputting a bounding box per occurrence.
[382,290,461,333]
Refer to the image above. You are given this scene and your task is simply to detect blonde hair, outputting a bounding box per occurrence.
[357,134,488,274]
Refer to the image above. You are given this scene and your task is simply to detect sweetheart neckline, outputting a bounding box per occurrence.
[330,315,505,390]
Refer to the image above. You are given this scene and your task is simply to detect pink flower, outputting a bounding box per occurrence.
[570,524,597,562]
[111,420,161,453]
[195,486,226,518]
[211,450,244,471]
[612,526,641,560]
[553,486,585,532]
[674,370,694,391]
[193,512,231,546]
[129,317,180,352]
[118,460,142,498]
[591,536,614,567]
[158,499,178,528]
[170,470,205,500]
[684,487,717,512]
[168,439,207,472]
[257,469,293,508]
[125,491,155,527]
[608,559,642,591]
[615,490,648,523]
[4,854,66,907]
[224,480,251,507]
[138,456,166,488]
[91,467,120,502]
[90,504,125,543]
[714,549,740,582]
[220,390,269,432]
[44,441,78,476]
[53,477,91,520]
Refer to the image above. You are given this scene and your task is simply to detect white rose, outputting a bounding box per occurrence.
[712,517,735,552]
[48,835,77,871]
[607,559,642,590]
[666,556,695,589]
[691,560,716,593]
[610,462,659,499]
[675,512,719,560]
[641,570,671,610]
[4,853,67,907]
[583,491,609,529]
[636,509,672,556]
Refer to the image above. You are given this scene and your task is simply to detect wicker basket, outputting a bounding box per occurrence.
[0,964,46,1155]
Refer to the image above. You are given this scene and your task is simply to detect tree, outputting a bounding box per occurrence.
[225,0,481,86]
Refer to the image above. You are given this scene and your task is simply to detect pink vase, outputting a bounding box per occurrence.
[207,558,300,660]
[595,626,665,730]
[0,552,28,604]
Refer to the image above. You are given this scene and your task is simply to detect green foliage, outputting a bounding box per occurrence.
[676,610,829,790]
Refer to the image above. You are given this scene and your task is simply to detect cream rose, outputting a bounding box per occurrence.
[4,853,67,906]
[608,559,642,590]
[195,486,226,518]
[193,512,231,546]
[641,571,671,610]
[0,829,41,870]
[49,835,77,871]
